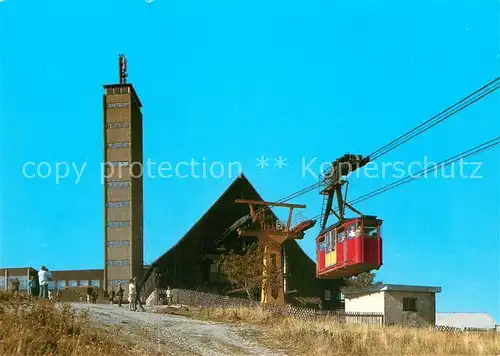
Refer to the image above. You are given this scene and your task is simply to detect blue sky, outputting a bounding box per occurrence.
[0,0,499,319]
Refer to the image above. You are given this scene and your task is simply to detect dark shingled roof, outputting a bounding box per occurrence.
[141,173,317,285]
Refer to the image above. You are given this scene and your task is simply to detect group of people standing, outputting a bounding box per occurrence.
[33,266,60,301]
[104,277,145,312]
[107,284,123,306]
[127,277,145,312]
[7,266,60,302]
[7,266,150,312]
[86,286,100,304]
[36,266,52,299]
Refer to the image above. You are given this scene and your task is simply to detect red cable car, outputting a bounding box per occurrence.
[316,216,382,278]
[315,154,383,279]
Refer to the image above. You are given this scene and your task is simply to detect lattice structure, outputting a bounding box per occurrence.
[319,154,369,230]
[235,200,316,305]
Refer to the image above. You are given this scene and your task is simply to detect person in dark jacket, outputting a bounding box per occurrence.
[133,277,145,312]
[86,286,93,303]
[28,276,37,302]
[92,288,98,304]
[109,289,115,305]
[117,284,124,307]
[11,278,20,297]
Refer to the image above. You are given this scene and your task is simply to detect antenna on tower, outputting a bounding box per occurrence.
[118,54,128,84]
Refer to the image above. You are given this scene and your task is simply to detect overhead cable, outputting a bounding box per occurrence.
[310,136,500,221]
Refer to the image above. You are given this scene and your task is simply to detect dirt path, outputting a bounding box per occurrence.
[70,303,285,356]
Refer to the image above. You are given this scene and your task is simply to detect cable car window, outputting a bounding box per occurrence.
[319,238,326,251]
[355,223,362,237]
[327,231,333,252]
[364,225,378,238]
[337,228,345,243]
[347,222,358,240]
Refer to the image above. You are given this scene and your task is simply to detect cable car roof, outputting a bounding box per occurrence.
[318,216,383,236]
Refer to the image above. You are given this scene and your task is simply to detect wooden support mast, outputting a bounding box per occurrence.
[234,199,315,305]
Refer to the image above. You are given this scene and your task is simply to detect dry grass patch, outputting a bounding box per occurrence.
[0,296,155,356]
[192,307,500,356]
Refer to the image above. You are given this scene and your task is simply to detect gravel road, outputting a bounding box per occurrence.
[70,303,285,356]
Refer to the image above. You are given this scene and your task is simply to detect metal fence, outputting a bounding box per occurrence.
[435,325,497,333]
[149,288,500,332]
[158,288,384,326]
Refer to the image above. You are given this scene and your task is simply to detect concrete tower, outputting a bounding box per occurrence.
[102,54,144,293]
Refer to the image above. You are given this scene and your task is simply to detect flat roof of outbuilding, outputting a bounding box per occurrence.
[436,312,497,329]
[342,284,441,296]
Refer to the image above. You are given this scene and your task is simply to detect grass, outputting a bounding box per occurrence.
[0,292,154,356]
[3,290,499,356]
[162,306,500,356]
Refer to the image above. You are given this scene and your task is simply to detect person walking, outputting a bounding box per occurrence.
[86,286,93,303]
[11,278,20,297]
[134,277,145,312]
[109,289,115,305]
[166,286,173,305]
[92,288,98,304]
[117,284,124,307]
[128,279,136,311]
[28,276,37,302]
[38,266,52,299]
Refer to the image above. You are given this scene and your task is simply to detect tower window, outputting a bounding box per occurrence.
[110,279,129,285]
[106,221,131,228]
[106,181,131,188]
[107,102,129,109]
[106,201,130,208]
[106,260,131,267]
[107,142,130,148]
[106,122,130,129]
[107,161,130,167]
[107,240,131,247]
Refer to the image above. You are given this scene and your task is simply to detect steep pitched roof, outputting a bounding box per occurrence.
[142,173,316,283]
[343,284,441,296]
